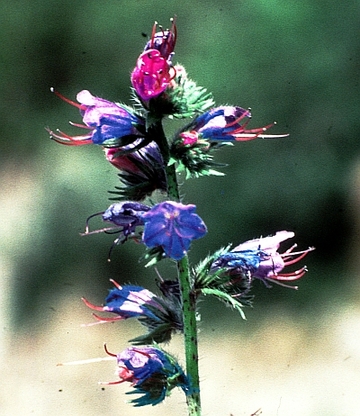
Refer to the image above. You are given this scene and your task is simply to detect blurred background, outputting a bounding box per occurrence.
[1,0,360,414]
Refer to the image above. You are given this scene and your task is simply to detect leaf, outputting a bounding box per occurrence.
[200,288,247,320]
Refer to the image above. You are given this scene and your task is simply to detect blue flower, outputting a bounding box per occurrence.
[141,201,207,260]
[48,89,145,146]
[100,345,189,406]
[82,281,162,323]
[180,106,287,142]
[82,280,183,344]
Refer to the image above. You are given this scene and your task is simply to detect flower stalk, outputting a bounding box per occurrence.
[154,119,201,415]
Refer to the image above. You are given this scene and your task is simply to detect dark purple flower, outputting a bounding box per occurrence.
[48,89,144,146]
[83,202,150,249]
[82,280,163,324]
[141,201,207,260]
[100,345,189,406]
[213,231,314,287]
[180,106,288,142]
[131,18,177,101]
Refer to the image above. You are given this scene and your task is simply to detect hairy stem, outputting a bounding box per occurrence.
[178,255,201,415]
[153,120,201,415]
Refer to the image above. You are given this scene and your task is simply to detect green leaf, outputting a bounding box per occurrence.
[201,288,247,319]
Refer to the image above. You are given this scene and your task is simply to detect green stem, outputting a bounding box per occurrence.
[153,120,201,415]
[178,255,201,415]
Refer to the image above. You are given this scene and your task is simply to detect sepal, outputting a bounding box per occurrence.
[165,64,215,119]
[194,246,253,318]
[169,137,231,179]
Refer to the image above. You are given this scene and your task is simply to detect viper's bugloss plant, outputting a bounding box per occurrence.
[51,17,313,415]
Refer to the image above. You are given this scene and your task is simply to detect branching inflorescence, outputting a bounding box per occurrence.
[50,17,313,415]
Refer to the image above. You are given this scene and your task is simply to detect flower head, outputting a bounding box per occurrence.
[142,201,207,260]
[180,106,288,142]
[101,345,189,406]
[212,231,314,288]
[131,18,177,101]
[48,89,144,146]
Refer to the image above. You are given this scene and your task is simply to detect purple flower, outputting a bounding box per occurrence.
[213,231,314,287]
[100,345,188,406]
[82,280,163,324]
[141,201,207,260]
[48,89,144,146]
[180,106,288,142]
[84,201,150,238]
[131,18,177,101]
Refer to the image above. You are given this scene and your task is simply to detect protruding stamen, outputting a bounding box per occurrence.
[57,356,115,366]
[82,211,105,234]
[50,87,84,110]
[81,297,105,311]
[109,279,122,289]
[103,343,117,357]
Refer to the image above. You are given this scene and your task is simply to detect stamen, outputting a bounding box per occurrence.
[81,297,105,311]
[104,343,118,357]
[225,110,251,129]
[150,21,158,48]
[273,266,308,281]
[82,211,105,234]
[68,121,92,130]
[109,279,122,289]
[48,130,93,146]
[57,356,115,366]
[91,314,124,323]
[50,87,84,110]
[98,380,124,385]
[265,278,299,289]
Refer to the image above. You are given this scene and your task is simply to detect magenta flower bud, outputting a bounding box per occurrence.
[48,89,144,146]
[131,18,177,101]
[141,201,207,260]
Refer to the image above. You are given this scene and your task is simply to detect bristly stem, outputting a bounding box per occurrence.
[178,254,201,415]
[153,120,201,415]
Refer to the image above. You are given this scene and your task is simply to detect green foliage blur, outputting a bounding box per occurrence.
[1,0,359,329]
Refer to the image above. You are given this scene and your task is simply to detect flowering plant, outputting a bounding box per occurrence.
[50,17,313,415]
